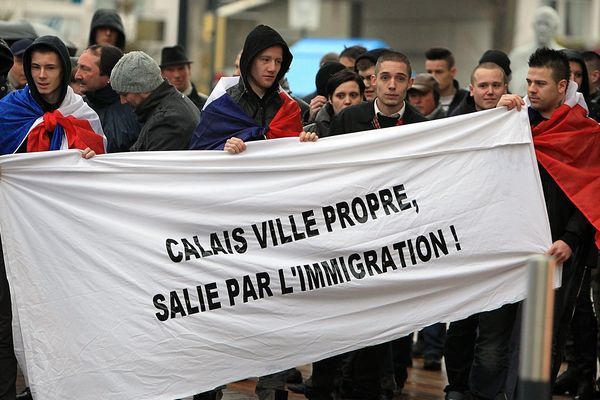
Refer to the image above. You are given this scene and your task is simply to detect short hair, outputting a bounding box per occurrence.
[326,69,365,99]
[528,47,569,84]
[339,45,367,61]
[582,51,600,72]
[425,47,455,69]
[86,44,124,76]
[375,51,412,77]
[355,57,375,72]
[320,52,339,67]
[470,62,507,85]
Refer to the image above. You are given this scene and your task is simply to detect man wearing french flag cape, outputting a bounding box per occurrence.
[189,24,316,154]
[0,35,105,400]
[499,47,600,390]
[0,35,106,157]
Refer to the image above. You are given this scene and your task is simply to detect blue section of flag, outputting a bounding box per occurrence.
[189,93,266,150]
[0,87,63,155]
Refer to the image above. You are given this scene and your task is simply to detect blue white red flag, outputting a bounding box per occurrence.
[189,77,302,150]
[0,86,106,155]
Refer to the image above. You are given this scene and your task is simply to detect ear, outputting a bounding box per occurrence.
[370,74,377,87]
[469,83,474,96]
[407,77,414,90]
[450,66,457,77]
[558,79,568,94]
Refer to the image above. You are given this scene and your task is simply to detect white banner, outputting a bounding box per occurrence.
[0,108,551,400]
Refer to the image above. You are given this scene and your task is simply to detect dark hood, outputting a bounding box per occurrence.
[23,35,71,112]
[88,9,126,50]
[240,24,292,97]
[0,39,13,76]
[561,49,590,104]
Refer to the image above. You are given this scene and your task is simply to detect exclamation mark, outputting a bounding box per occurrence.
[450,225,461,251]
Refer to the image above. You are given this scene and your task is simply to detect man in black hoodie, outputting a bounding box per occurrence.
[76,44,140,152]
[189,24,314,153]
[88,9,126,51]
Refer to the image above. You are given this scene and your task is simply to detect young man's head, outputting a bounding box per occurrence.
[76,44,123,94]
[526,47,570,118]
[425,47,457,96]
[239,25,293,98]
[326,69,365,115]
[110,51,164,110]
[582,50,600,95]
[469,63,508,111]
[355,48,388,102]
[8,39,33,90]
[23,36,71,111]
[373,51,413,114]
[88,9,126,50]
[339,45,367,69]
[160,45,193,93]
[407,73,440,117]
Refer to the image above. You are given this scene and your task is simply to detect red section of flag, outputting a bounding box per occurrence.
[533,103,600,247]
[26,110,106,154]
[265,92,303,140]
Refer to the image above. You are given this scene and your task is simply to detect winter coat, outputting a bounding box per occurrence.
[85,84,141,153]
[130,81,199,151]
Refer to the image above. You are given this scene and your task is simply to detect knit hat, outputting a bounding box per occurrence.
[479,50,511,77]
[110,51,164,93]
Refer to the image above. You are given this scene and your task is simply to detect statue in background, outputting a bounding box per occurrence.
[509,6,564,95]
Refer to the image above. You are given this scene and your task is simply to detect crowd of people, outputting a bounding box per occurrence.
[0,6,599,400]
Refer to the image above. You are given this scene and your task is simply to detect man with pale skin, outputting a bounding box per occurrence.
[407,73,445,120]
[425,48,468,115]
[7,39,33,91]
[190,25,315,156]
[329,51,427,399]
[88,9,126,51]
[160,45,208,111]
[497,47,598,388]
[75,44,140,153]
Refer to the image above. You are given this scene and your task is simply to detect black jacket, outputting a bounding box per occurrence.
[186,82,208,111]
[88,9,126,50]
[85,84,141,153]
[449,94,477,117]
[22,35,71,112]
[329,101,426,137]
[448,79,469,115]
[304,102,333,136]
[130,81,199,151]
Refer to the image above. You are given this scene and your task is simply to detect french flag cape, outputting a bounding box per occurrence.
[0,85,106,155]
[527,82,600,247]
[189,76,302,150]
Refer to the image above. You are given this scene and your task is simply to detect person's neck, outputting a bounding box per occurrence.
[376,98,404,116]
[248,80,267,98]
[440,85,456,97]
[42,91,60,105]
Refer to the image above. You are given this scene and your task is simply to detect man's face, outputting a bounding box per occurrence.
[526,66,567,117]
[248,46,283,95]
[425,59,455,93]
[95,26,118,46]
[372,60,413,110]
[339,55,355,69]
[569,60,584,90]
[8,55,27,89]
[161,63,191,92]
[469,67,507,111]
[407,89,436,116]
[329,80,362,115]
[357,65,376,101]
[31,51,63,104]
[119,92,148,110]
[75,50,109,93]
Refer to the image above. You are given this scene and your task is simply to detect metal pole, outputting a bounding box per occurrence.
[518,255,555,399]
[177,0,189,49]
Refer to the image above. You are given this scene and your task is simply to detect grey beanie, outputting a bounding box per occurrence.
[110,51,164,93]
